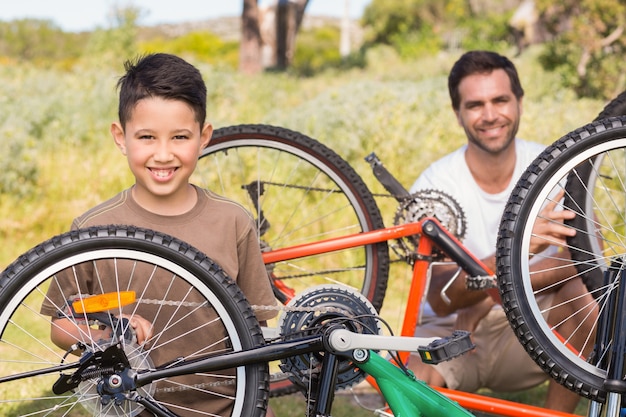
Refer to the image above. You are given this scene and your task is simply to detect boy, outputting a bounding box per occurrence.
[41,53,277,416]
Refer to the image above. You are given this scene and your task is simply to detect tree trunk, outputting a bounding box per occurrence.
[239,0,263,74]
[275,0,309,69]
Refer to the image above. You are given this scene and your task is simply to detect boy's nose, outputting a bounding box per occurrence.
[153,141,174,161]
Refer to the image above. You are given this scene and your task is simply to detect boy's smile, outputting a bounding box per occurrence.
[111,96,212,215]
[149,167,178,181]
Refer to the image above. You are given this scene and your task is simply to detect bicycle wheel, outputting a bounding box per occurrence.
[567,90,626,291]
[497,116,626,402]
[0,225,268,417]
[194,124,389,310]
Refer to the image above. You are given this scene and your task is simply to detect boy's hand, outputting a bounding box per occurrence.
[121,314,153,344]
[51,313,154,353]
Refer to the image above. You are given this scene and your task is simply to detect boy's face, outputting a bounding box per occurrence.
[111,97,212,212]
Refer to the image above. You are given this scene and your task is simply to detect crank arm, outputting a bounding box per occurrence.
[327,328,474,364]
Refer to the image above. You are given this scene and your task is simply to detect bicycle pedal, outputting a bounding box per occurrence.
[417,330,474,364]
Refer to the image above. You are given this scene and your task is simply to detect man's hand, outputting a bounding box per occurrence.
[529,189,576,255]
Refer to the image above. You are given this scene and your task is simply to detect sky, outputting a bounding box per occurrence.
[0,0,372,32]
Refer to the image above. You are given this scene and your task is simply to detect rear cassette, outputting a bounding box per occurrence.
[393,189,466,262]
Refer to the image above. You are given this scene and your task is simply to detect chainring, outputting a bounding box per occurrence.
[276,284,381,392]
[393,189,466,262]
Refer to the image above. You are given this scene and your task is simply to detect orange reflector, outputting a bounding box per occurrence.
[72,291,136,313]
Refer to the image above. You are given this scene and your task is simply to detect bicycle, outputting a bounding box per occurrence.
[186,89,626,416]
[1,92,625,417]
[0,170,574,417]
[0,224,479,417]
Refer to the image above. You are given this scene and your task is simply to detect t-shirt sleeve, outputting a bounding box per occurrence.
[235,221,278,322]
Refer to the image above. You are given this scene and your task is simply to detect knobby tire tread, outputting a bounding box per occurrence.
[0,225,269,417]
[497,116,626,402]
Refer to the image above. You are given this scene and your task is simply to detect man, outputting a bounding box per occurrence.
[408,50,595,413]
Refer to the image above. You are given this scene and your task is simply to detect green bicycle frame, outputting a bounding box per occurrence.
[357,351,473,417]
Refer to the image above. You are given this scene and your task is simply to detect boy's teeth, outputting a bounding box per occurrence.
[153,169,170,177]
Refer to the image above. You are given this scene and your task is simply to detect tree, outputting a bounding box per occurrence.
[536,0,626,98]
[239,0,310,73]
[239,0,263,74]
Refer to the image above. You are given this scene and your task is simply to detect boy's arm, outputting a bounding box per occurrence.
[51,317,110,352]
[51,314,153,353]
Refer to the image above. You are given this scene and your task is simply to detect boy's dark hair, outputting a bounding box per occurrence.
[116,53,207,128]
[448,50,524,110]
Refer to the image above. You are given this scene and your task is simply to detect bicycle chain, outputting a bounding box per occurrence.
[139,299,349,393]
[132,298,350,315]
[75,296,355,394]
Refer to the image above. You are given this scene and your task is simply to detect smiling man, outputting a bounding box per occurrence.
[405,50,594,413]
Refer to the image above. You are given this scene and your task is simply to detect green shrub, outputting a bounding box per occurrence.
[140,31,239,68]
[291,26,365,76]
[457,13,513,52]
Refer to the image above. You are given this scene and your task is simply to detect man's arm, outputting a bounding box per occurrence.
[426,257,494,316]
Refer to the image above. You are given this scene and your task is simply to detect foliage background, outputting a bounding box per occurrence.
[0,3,619,415]
[0,43,606,269]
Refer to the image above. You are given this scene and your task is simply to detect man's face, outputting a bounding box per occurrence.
[454,69,522,155]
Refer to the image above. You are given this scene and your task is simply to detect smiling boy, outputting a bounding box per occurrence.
[42,53,277,416]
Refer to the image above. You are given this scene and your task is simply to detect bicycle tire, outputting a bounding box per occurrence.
[596,89,626,121]
[195,124,389,310]
[194,124,390,397]
[497,116,626,402]
[0,225,268,417]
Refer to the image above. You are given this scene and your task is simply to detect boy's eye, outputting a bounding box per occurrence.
[173,135,189,140]
[139,134,154,140]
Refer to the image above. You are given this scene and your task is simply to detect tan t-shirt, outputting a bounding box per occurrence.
[41,185,276,416]
[67,185,276,321]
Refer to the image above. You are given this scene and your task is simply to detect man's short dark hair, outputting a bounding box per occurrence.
[448,50,524,110]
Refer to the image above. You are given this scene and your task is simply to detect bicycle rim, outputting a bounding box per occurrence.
[0,225,267,417]
[497,116,626,402]
[194,124,389,309]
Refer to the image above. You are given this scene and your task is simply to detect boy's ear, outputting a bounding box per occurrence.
[201,123,213,149]
[111,122,127,155]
